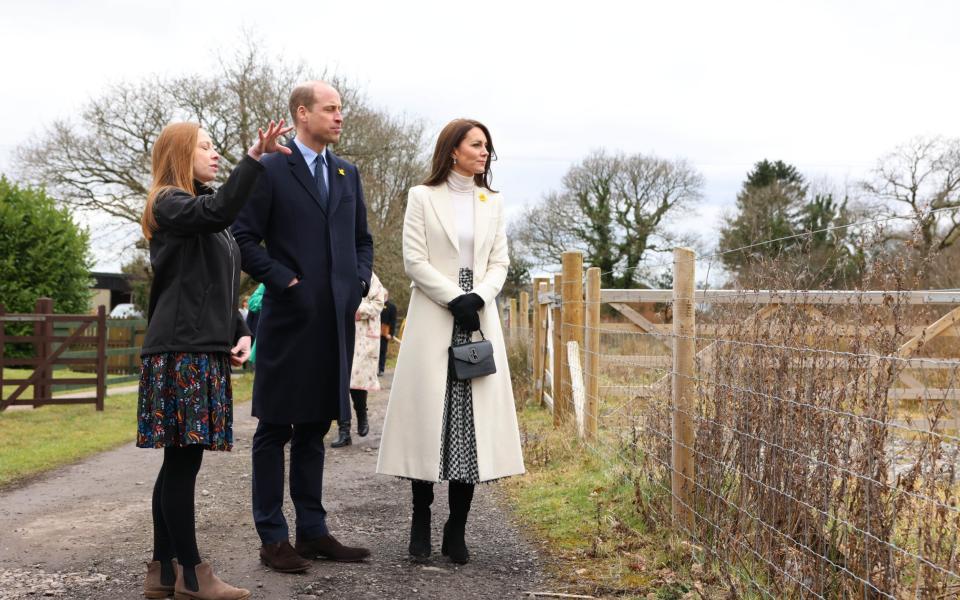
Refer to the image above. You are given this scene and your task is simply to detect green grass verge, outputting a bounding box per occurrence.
[0,373,253,488]
[503,402,722,599]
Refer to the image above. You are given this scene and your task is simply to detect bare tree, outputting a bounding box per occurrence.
[16,35,428,311]
[513,150,703,288]
[861,136,960,257]
[16,42,319,223]
[339,106,429,310]
[17,80,172,222]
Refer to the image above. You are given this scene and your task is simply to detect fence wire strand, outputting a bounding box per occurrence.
[505,255,960,598]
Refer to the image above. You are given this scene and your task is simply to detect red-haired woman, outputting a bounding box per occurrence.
[138,119,290,600]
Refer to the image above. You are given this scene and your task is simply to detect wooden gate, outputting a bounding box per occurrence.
[0,298,107,411]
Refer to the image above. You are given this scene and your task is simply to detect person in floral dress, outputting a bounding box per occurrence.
[331,272,386,447]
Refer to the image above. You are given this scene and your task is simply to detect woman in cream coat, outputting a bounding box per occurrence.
[377,119,524,564]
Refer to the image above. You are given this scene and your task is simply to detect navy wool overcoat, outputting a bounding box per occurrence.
[232,142,373,424]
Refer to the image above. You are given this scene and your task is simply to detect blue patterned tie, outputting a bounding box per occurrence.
[314,153,329,211]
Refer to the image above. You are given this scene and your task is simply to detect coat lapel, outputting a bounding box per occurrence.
[286,142,324,212]
[327,151,344,216]
[427,184,460,252]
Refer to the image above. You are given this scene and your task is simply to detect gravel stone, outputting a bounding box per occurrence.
[0,371,552,599]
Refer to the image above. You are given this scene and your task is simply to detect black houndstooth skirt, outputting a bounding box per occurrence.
[438,268,481,483]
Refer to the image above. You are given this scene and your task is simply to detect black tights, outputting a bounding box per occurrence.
[350,388,368,409]
[338,389,368,428]
[411,480,474,519]
[151,445,204,580]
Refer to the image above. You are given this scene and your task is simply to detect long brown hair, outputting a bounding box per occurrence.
[141,122,200,239]
[423,119,497,191]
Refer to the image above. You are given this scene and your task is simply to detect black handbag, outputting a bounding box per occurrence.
[448,329,497,381]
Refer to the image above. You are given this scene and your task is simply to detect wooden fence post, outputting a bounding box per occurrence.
[672,248,696,530]
[34,298,54,407]
[128,320,137,374]
[519,290,530,334]
[533,277,548,406]
[568,340,586,438]
[509,297,518,338]
[552,274,563,425]
[96,305,107,411]
[532,277,547,405]
[585,267,601,440]
[560,251,584,425]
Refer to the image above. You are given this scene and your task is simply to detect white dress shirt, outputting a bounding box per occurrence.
[294,137,329,193]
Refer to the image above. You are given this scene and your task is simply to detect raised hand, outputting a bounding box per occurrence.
[247,119,294,160]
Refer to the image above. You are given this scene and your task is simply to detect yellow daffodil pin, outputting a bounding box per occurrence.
[478,193,488,202]
[338,168,346,176]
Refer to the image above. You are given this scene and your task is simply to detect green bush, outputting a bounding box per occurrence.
[0,176,92,314]
[0,177,93,356]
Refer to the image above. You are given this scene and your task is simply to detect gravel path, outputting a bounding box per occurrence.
[0,371,548,599]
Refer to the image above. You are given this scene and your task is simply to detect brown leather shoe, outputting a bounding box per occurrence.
[144,559,176,598]
[259,540,311,573]
[295,534,370,562]
[174,562,250,600]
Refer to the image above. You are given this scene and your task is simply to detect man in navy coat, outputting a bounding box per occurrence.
[232,81,373,572]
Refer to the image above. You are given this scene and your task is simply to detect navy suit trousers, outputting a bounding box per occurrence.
[251,419,332,544]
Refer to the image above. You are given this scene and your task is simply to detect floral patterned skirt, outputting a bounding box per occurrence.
[136,352,234,451]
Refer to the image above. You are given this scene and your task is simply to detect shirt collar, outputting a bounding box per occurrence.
[293,137,326,168]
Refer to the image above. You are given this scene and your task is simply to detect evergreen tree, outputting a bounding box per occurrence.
[0,176,93,315]
[719,161,863,287]
[719,159,807,271]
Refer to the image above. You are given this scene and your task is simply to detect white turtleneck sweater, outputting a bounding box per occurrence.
[446,170,475,269]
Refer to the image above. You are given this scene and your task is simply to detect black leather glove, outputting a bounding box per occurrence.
[447,293,485,332]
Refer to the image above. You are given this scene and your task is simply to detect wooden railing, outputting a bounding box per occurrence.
[0,298,107,411]
[501,248,960,597]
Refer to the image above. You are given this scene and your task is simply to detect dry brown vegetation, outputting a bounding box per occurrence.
[510,250,960,598]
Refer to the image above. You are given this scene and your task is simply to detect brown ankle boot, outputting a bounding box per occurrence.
[259,540,310,573]
[144,559,176,598]
[174,562,250,600]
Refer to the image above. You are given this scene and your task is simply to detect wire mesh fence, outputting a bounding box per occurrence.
[503,245,960,598]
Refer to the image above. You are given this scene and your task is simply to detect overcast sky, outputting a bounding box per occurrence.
[2,0,958,272]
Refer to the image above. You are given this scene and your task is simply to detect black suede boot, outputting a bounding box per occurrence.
[330,421,352,448]
[353,390,369,437]
[441,481,474,564]
[409,481,434,561]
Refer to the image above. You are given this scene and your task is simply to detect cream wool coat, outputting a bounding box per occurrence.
[376,183,525,482]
